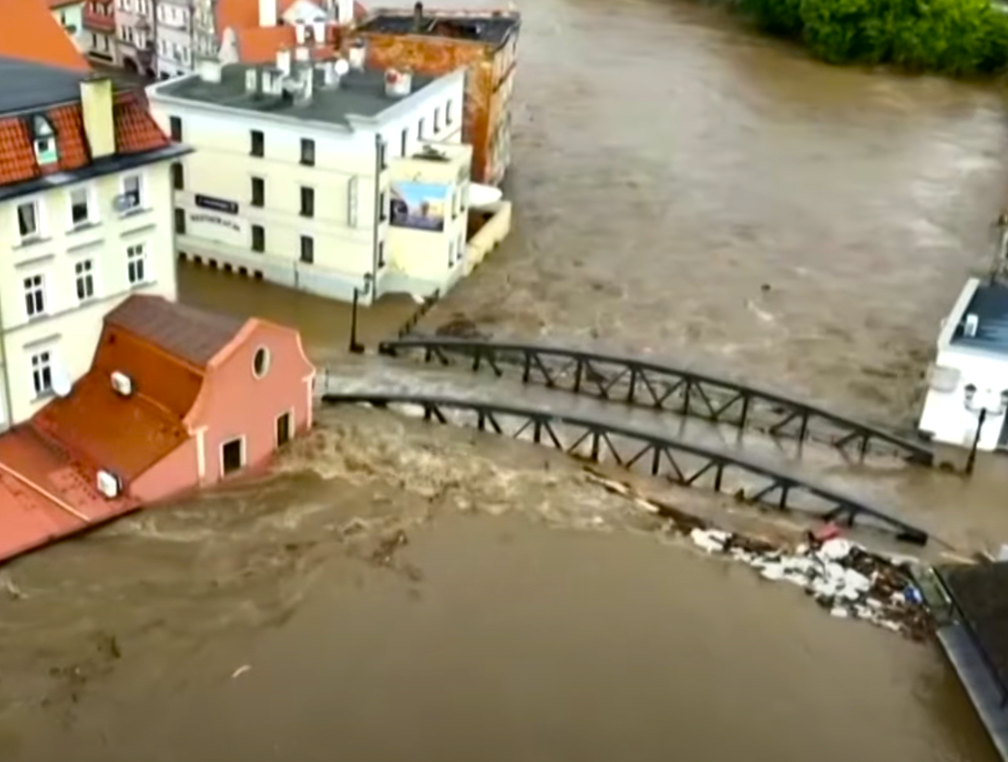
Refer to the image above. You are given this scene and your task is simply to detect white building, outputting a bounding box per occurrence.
[146,51,476,304]
[918,277,1008,452]
[0,60,187,431]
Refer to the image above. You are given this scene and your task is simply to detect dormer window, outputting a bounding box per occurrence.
[30,115,58,166]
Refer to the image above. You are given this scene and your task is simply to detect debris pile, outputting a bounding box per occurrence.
[689,528,933,641]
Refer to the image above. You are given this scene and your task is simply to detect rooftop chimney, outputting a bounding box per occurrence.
[259,0,276,27]
[295,45,310,63]
[276,47,292,76]
[197,58,222,83]
[336,0,354,25]
[245,67,261,94]
[79,75,115,160]
[384,67,413,98]
[348,39,366,70]
[294,66,314,105]
[413,1,423,30]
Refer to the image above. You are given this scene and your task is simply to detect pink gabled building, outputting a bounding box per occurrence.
[0,295,315,561]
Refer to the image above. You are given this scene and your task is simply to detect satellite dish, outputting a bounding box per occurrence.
[468,183,503,210]
[334,58,350,76]
[51,357,72,398]
[111,194,131,213]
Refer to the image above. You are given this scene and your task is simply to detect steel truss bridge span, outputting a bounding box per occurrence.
[377,336,934,467]
[320,391,930,546]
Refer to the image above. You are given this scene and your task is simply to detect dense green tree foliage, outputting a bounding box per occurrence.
[737,0,1008,75]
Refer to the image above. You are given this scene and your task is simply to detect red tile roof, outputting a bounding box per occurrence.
[221,0,369,61]
[0,0,91,72]
[32,296,246,482]
[235,25,340,63]
[0,92,171,188]
[0,427,138,562]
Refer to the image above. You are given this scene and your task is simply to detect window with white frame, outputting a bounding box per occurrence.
[16,200,39,240]
[75,259,95,301]
[126,243,146,285]
[69,187,90,226]
[31,351,52,397]
[23,274,45,318]
[121,174,142,211]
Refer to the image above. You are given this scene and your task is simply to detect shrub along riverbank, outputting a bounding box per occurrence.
[737,0,1008,76]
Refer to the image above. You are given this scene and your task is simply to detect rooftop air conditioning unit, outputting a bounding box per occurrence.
[96,470,120,499]
[110,370,133,396]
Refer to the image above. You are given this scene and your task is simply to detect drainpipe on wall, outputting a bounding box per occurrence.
[371,132,383,303]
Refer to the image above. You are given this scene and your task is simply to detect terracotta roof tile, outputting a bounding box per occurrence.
[0,0,90,72]
[235,23,348,63]
[221,0,368,55]
[0,92,171,188]
[106,295,245,368]
[32,296,248,484]
[0,426,139,562]
[32,371,191,482]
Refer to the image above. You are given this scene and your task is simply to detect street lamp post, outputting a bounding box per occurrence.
[963,383,1008,475]
[348,273,372,354]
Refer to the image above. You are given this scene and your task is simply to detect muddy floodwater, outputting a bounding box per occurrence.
[5,0,1008,757]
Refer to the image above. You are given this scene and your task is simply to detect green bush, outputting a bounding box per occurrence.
[737,0,1008,75]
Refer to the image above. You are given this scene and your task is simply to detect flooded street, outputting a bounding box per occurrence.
[5,0,1008,757]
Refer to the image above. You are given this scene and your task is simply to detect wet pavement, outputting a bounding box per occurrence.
[5,0,1008,756]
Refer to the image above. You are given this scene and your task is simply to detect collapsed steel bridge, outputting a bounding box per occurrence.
[320,391,930,545]
[377,336,934,466]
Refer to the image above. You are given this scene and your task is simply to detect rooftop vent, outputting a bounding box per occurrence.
[964,313,979,338]
[96,470,120,499]
[384,67,412,98]
[110,370,133,396]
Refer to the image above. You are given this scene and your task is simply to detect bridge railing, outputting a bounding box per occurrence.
[377,335,934,466]
[320,390,930,546]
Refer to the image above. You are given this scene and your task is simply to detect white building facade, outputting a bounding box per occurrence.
[0,71,187,431]
[156,0,195,78]
[146,54,473,304]
[918,277,1008,452]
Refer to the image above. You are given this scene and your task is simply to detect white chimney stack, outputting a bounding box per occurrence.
[336,0,354,25]
[312,20,326,43]
[276,47,292,76]
[348,40,366,70]
[384,67,413,98]
[259,0,276,27]
[295,23,307,44]
[295,45,310,63]
[197,58,223,83]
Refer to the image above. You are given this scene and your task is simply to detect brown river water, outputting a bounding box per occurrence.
[4,0,1008,758]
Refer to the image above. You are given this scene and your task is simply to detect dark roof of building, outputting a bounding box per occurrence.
[0,57,92,115]
[938,562,1008,699]
[156,63,441,126]
[358,10,520,46]
[106,295,246,368]
[0,59,190,202]
[951,280,1008,355]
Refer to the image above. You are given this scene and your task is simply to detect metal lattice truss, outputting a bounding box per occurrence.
[378,336,934,466]
[321,391,929,546]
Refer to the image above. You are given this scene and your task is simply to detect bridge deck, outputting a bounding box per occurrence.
[319,387,929,545]
[377,336,935,467]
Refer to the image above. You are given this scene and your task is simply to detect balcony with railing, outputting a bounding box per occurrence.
[83,0,116,32]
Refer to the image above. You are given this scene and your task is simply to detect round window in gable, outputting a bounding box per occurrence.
[252,346,271,378]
